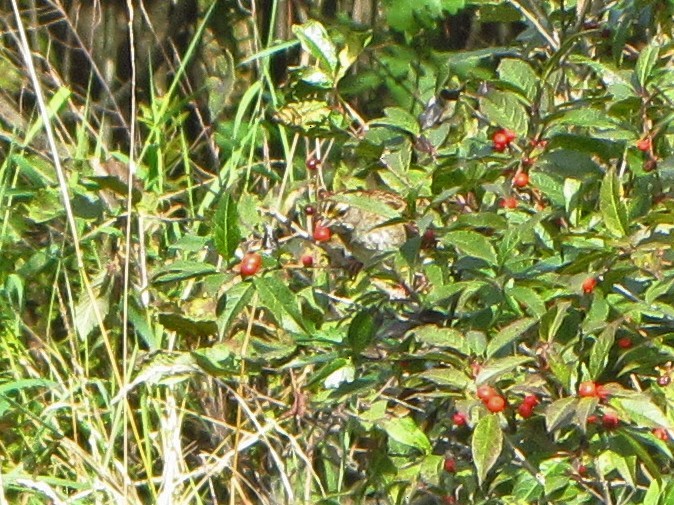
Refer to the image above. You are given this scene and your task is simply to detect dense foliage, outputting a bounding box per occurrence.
[2,0,674,504]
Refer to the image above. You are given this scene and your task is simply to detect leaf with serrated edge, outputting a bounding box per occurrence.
[472,414,503,486]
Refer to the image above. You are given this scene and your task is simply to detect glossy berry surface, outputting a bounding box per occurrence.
[518,402,534,418]
[301,255,314,268]
[313,225,331,242]
[486,395,506,413]
[500,196,518,209]
[578,381,597,398]
[304,205,316,215]
[658,376,671,386]
[637,138,651,152]
[452,412,467,426]
[582,277,597,294]
[523,394,539,406]
[240,253,262,277]
[443,458,456,473]
[513,172,529,187]
[653,427,669,441]
[477,385,497,402]
[306,157,320,171]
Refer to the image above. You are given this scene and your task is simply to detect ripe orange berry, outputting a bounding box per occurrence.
[653,427,669,441]
[239,253,262,277]
[486,395,506,413]
[582,277,597,294]
[637,138,651,152]
[313,225,331,242]
[578,381,597,398]
[492,131,509,146]
[477,385,497,402]
[500,196,518,209]
[513,172,529,188]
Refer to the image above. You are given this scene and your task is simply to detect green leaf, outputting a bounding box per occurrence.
[370,107,420,136]
[614,397,673,429]
[347,310,375,354]
[476,356,533,385]
[588,320,619,378]
[545,397,578,432]
[413,325,469,353]
[636,41,659,88]
[254,276,311,334]
[418,368,471,389]
[497,58,537,101]
[380,416,432,454]
[217,283,253,338]
[443,230,498,266]
[152,261,218,284]
[479,90,528,137]
[643,480,661,505]
[213,192,241,261]
[486,317,537,358]
[472,414,503,486]
[599,168,628,238]
[575,396,599,432]
[292,21,338,76]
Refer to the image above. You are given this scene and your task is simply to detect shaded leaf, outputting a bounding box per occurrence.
[588,320,619,378]
[545,397,578,432]
[476,356,533,385]
[213,192,241,261]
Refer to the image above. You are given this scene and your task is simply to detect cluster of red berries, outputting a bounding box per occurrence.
[476,385,507,413]
[492,128,517,152]
[239,252,262,277]
[517,394,539,418]
[587,412,619,430]
[578,380,609,400]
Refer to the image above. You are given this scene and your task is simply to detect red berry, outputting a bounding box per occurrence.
[578,464,588,477]
[443,458,456,473]
[492,141,507,153]
[492,131,508,146]
[452,412,467,426]
[441,496,456,505]
[313,225,331,242]
[518,402,534,418]
[523,394,539,406]
[653,427,669,441]
[637,138,651,152]
[477,385,497,402]
[578,381,597,398]
[301,255,314,268]
[617,337,632,349]
[582,277,597,294]
[421,228,437,249]
[304,205,316,215]
[658,376,671,386]
[513,172,529,188]
[522,157,535,167]
[500,196,518,209]
[596,384,609,401]
[306,157,320,171]
[587,415,599,424]
[602,412,619,430]
[239,253,262,277]
[486,395,506,413]
[503,129,517,143]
